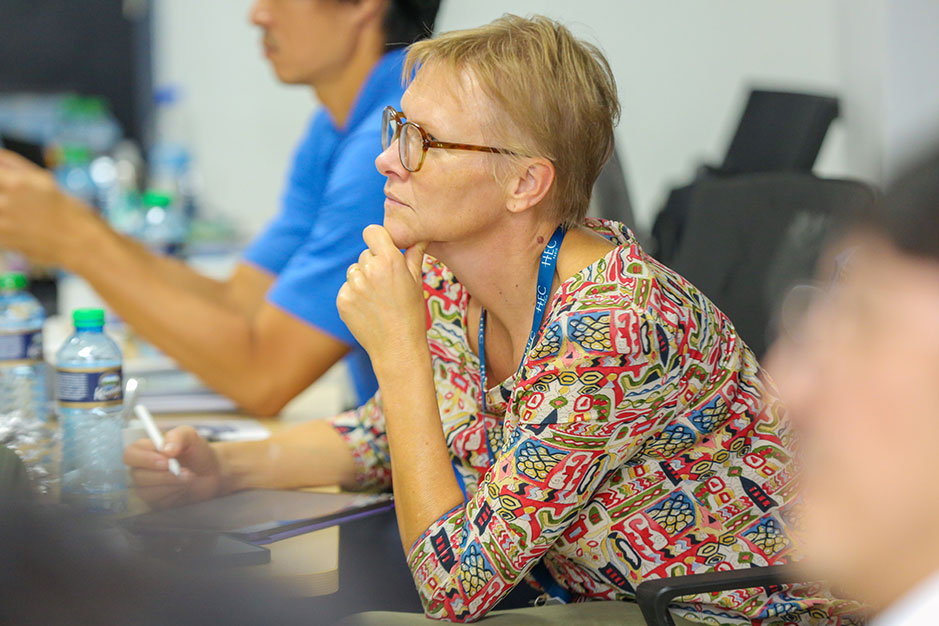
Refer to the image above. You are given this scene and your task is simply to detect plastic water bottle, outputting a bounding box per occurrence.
[0,272,54,492]
[56,95,122,155]
[0,273,47,418]
[57,308,127,514]
[140,189,187,254]
[55,145,98,209]
[150,85,200,227]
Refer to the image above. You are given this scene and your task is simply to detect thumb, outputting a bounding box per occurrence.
[0,148,39,170]
[404,241,429,282]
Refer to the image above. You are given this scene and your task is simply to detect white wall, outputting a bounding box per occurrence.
[436,0,850,231]
[154,0,899,235]
[833,0,889,185]
[884,0,939,182]
[834,0,939,187]
[153,0,316,234]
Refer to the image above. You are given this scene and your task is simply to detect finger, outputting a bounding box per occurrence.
[0,165,47,192]
[347,267,367,290]
[0,149,37,171]
[362,224,398,258]
[336,282,353,319]
[123,438,159,463]
[161,425,202,458]
[404,241,429,282]
[124,444,171,471]
[357,248,375,266]
[0,166,18,188]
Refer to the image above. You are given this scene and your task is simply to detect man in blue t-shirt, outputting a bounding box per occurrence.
[0,0,440,415]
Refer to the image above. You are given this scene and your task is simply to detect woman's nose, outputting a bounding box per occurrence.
[376,141,406,179]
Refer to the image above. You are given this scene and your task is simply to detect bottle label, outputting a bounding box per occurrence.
[0,329,43,364]
[56,366,123,408]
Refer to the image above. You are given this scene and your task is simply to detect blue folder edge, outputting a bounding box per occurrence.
[233,498,396,545]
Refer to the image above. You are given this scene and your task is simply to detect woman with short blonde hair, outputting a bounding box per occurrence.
[127,15,859,624]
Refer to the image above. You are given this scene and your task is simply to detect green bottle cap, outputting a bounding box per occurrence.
[143,190,173,208]
[61,95,109,119]
[73,308,105,328]
[62,144,92,165]
[0,272,27,290]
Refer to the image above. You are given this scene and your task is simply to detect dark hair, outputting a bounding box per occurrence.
[384,0,440,49]
[879,152,939,261]
[338,0,439,49]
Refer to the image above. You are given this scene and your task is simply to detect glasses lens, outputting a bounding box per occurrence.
[401,123,423,171]
[381,109,396,151]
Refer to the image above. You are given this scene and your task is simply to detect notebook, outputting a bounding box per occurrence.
[122,489,394,545]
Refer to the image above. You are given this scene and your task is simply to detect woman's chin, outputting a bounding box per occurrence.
[382,219,416,250]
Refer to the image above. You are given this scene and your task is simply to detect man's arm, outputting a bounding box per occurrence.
[0,151,351,415]
[74,213,350,415]
[0,149,267,313]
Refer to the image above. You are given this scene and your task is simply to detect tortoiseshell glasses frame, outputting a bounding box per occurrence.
[381,106,514,173]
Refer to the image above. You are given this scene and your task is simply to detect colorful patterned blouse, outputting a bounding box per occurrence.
[330,219,859,624]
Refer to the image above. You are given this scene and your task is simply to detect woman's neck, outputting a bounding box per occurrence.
[433,220,560,357]
[436,222,618,370]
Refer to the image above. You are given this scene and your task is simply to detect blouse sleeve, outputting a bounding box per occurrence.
[329,259,451,493]
[405,309,674,621]
[328,391,393,492]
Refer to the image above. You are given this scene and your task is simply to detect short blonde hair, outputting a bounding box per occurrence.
[404,14,620,228]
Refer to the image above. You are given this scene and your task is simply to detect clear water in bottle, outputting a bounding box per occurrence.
[54,145,97,209]
[0,272,54,493]
[57,308,127,514]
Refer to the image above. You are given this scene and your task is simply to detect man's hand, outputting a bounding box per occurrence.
[0,148,96,268]
[336,225,428,366]
[123,426,225,510]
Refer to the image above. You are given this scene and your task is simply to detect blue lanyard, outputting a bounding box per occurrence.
[456,225,572,605]
[478,225,565,415]
[452,225,566,500]
[475,225,571,605]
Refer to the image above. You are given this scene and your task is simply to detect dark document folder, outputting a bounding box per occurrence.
[123,489,394,544]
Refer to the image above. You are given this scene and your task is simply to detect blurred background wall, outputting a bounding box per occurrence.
[155,0,851,233]
[3,0,938,236]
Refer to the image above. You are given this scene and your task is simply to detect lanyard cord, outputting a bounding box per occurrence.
[471,225,571,605]
[452,225,566,499]
[478,225,565,415]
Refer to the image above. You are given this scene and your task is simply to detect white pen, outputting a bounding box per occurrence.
[134,403,182,477]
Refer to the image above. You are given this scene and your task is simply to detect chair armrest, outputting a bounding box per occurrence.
[636,564,803,626]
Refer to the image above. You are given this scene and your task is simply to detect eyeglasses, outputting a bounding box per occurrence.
[381,106,513,173]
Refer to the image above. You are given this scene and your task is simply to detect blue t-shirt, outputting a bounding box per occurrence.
[243,49,406,404]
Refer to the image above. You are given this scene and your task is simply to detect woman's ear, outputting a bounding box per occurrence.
[506,157,555,215]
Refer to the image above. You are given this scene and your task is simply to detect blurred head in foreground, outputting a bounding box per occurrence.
[770,151,939,616]
[0,446,311,626]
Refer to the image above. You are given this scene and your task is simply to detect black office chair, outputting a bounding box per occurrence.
[653,88,841,263]
[636,564,803,626]
[713,89,839,176]
[665,173,876,358]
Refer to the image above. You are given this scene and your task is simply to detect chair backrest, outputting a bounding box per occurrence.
[719,89,839,175]
[667,173,875,357]
[636,564,804,626]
